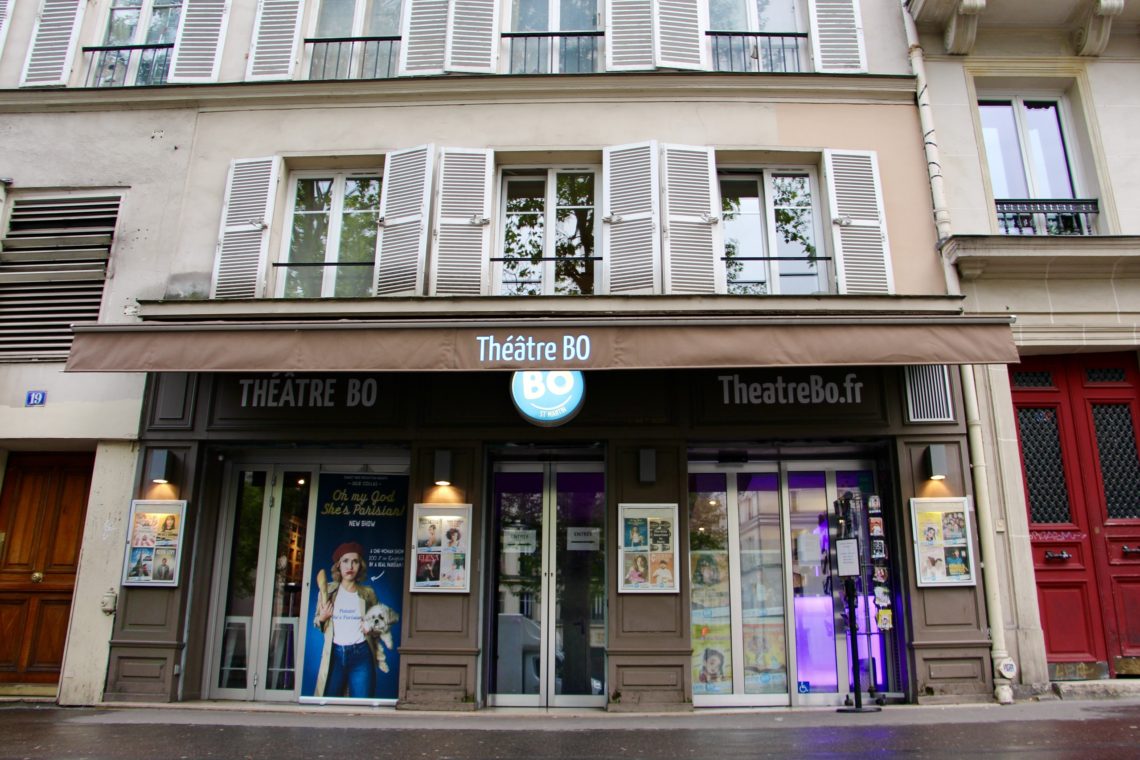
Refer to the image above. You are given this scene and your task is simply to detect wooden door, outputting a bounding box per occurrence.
[1012,355,1140,678]
[0,452,93,684]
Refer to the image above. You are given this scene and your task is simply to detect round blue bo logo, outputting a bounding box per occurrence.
[510,371,585,427]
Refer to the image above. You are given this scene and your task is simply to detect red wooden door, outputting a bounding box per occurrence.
[1012,354,1140,678]
[0,452,93,684]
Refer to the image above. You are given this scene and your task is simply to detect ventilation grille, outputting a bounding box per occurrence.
[905,364,954,423]
[0,196,119,358]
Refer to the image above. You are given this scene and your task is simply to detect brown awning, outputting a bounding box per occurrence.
[66,316,1017,372]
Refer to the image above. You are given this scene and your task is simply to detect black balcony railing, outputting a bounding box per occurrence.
[83,43,174,87]
[706,32,806,73]
[306,36,401,80]
[995,198,1099,236]
[504,31,603,74]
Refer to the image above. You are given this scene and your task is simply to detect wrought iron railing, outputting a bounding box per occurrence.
[706,32,806,73]
[83,43,174,87]
[503,31,603,74]
[995,198,1099,236]
[306,36,401,80]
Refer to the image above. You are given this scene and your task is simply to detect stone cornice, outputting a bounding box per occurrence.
[0,72,918,114]
[943,234,1140,280]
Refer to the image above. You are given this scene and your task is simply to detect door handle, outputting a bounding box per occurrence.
[1044,550,1072,561]
[1123,545,1140,556]
[31,571,44,583]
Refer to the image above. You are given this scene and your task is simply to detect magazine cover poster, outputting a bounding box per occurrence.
[300,473,408,702]
[692,622,733,694]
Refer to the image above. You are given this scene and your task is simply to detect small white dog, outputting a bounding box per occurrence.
[362,602,400,673]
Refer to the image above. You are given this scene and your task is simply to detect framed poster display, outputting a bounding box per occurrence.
[619,503,679,593]
[910,497,976,587]
[121,500,186,586]
[410,503,472,593]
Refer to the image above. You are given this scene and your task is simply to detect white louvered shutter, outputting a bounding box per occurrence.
[246,0,305,80]
[20,0,85,87]
[905,365,954,423]
[211,158,281,299]
[807,0,866,73]
[653,0,706,70]
[430,148,493,296]
[375,145,435,296]
[606,0,655,71]
[661,144,720,293]
[0,0,13,63]
[400,0,448,75]
[168,0,230,82]
[445,0,498,73]
[824,149,892,295]
[603,142,660,294]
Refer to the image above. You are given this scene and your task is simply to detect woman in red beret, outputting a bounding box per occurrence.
[314,542,379,697]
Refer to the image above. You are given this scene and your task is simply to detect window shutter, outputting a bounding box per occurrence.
[0,0,13,63]
[445,0,499,73]
[603,141,660,294]
[376,145,435,296]
[430,148,493,296]
[824,149,892,295]
[661,144,720,294]
[653,0,707,70]
[20,0,85,87]
[606,0,655,71]
[400,0,448,76]
[246,0,305,81]
[168,0,231,83]
[211,158,281,299]
[807,0,866,73]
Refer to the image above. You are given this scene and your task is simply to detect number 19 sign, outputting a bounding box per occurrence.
[510,371,586,427]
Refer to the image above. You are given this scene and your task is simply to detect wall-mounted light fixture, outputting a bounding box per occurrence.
[638,448,656,485]
[433,449,453,486]
[924,444,948,482]
[146,449,176,485]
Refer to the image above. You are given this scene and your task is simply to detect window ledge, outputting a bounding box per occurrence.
[942,234,1140,281]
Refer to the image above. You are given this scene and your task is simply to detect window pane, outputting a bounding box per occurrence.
[106,1,143,45]
[1016,407,1072,524]
[709,0,748,30]
[285,179,333,298]
[772,174,820,295]
[146,1,183,44]
[720,178,767,295]
[513,0,549,31]
[757,0,799,32]
[737,473,787,695]
[1022,102,1074,199]
[366,0,403,35]
[554,172,595,296]
[979,102,1029,198]
[560,0,596,30]
[503,179,546,296]
[334,177,381,297]
[317,0,356,36]
[789,471,838,693]
[689,473,733,695]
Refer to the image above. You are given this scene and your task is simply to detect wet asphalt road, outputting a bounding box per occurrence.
[1,698,1139,759]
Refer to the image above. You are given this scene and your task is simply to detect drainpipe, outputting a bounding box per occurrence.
[901,1,1015,705]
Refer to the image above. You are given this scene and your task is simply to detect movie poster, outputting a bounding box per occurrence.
[300,473,408,703]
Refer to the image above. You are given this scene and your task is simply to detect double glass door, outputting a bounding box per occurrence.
[688,461,888,707]
[488,462,606,707]
[209,466,314,701]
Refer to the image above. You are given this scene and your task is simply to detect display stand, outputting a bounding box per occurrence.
[834,491,883,713]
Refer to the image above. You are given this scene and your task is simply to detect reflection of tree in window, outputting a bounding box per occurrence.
[97,0,182,86]
[721,173,818,295]
[285,175,381,298]
[501,171,595,295]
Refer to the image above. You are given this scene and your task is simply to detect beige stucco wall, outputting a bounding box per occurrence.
[0,364,143,444]
[57,440,138,706]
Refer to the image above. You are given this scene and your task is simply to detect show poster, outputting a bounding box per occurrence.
[300,473,408,703]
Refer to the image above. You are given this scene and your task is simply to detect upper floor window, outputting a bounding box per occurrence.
[87,0,183,86]
[308,0,404,80]
[277,171,383,298]
[498,169,597,295]
[979,98,1097,236]
[719,170,824,295]
[506,0,600,74]
[707,0,805,73]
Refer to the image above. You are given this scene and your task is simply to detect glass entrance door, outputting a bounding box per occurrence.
[209,467,314,701]
[488,462,606,707]
[688,461,890,707]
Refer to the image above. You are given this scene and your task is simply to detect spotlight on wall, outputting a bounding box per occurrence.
[638,448,656,485]
[146,449,176,485]
[924,444,948,482]
[433,449,453,486]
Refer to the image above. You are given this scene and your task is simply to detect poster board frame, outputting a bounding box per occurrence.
[618,502,679,593]
[410,503,473,593]
[121,499,187,587]
[910,496,976,587]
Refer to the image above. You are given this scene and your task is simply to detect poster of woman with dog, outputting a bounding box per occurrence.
[300,472,408,704]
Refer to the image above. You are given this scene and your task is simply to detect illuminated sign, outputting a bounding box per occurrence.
[510,371,585,427]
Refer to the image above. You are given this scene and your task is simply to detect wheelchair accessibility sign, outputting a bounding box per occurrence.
[797,681,811,694]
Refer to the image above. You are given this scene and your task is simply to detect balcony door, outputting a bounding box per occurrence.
[487,461,606,707]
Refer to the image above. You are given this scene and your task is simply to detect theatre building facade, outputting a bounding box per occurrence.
[0,0,1026,709]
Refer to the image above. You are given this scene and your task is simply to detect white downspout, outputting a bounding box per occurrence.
[901,1,1015,705]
